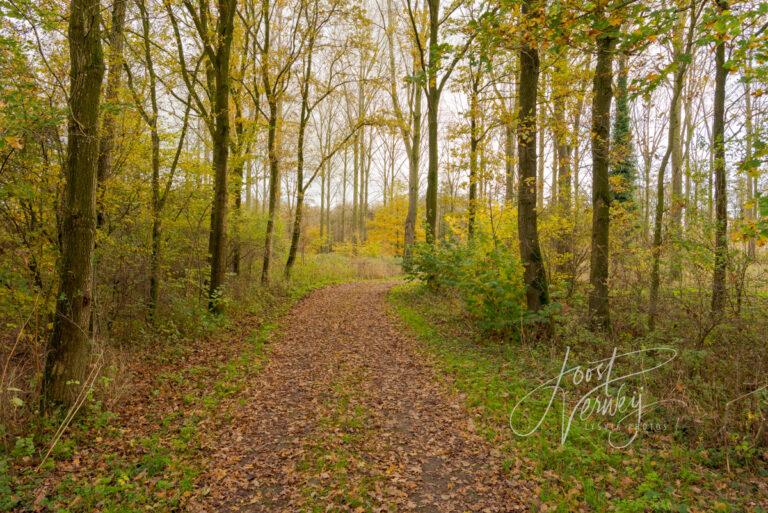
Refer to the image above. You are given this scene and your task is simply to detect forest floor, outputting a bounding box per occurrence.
[188,281,533,512]
[7,277,766,512]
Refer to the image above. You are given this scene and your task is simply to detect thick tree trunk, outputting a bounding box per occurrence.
[43,0,105,410]
[207,0,236,311]
[286,49,312,277]
[517,0,549,314]
[587,31,614,331]
[711,0,728,314]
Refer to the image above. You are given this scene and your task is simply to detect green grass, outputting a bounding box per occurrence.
[389,282,766,513]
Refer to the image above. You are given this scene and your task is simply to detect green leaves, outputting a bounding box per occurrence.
[407,242,526,336]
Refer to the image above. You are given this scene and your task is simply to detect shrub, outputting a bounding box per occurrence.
[408,242,525,335]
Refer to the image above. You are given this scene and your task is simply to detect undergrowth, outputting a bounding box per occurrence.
[389,282,768,513]
[1,254,400,512]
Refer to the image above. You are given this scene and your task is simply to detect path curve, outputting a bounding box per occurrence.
[189,282,530,512]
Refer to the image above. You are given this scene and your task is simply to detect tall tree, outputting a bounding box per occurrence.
[517,0,549,313]
[587,8,615,331]
[610,54,636,204]
[648,0,698,330]
[255,0,303,284]
[405,0,478,243]
[711,0,729,314]
[125,0,190,321]
[43,0,105,409]
[167,0,237,311]
[96,0,126,229]
[382,0,421,264]
[669,8,687,279]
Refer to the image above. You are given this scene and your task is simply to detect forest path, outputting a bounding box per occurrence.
[189,281,529,512]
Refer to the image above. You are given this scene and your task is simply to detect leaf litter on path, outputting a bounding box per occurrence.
[190,282,533,512]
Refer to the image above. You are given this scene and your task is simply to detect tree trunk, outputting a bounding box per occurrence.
[285,48,312,277]
[517,0,549,314]
[504,120,516,205]
[425,87,439,243]
[424,0,440,243]
[467,68,479,240]
[207,0,236,311]
[711,0,728,314]
[43,0,105,410]
[96,0,126,229]
[587,30,614,331]
[553,82,572,276]
[669,12,686,279]
[744,54,756,260]
[341,146,347,242]
[352,131,359,243]
[404,77,422,264]
[649,0,696,329]
[261,102,280,284]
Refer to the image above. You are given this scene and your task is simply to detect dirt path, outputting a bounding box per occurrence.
[189,282,531,512]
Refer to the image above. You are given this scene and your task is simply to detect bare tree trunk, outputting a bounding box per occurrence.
[261,100,280,284]
[96,0,126,229]
[649,0,697,330]
[424,0,440,243]
[537,93,545,211]
[744,54,756,260]
[404,70,422,264]
[711,0,729,314]
[554,77,572,276]
[207,0,236,310]
[43,0,105,410]
[517,0,549,314]
[352,131,359,243]
[587,28,614,331]
[504,120,516,205]
[467,66,480,240]
[669,11,686,280]
[230,95,246,276]
[341,146,347,242]
[362,135,371,241]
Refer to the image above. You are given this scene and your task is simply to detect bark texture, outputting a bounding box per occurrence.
[44,0,105,409]
[587,31,614,331]
[517,0,549,313]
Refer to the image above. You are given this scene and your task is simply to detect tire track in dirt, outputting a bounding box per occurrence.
[189,282,532,512]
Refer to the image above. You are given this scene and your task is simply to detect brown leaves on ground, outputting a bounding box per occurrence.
[190,282,533,512]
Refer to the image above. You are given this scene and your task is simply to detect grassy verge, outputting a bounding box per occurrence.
[2,254,399,512]
[389,281,767,513]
